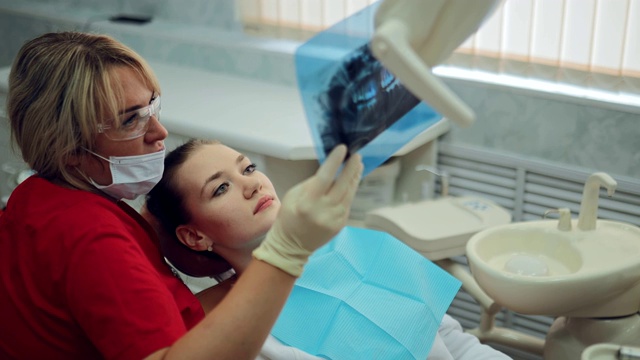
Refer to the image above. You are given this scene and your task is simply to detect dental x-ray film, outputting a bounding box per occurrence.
[295,2,443,176]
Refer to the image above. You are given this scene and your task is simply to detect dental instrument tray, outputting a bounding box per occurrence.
[364,196,511,260]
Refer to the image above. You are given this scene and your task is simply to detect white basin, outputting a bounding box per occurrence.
[582,344,640,360]
[466,219,640,317]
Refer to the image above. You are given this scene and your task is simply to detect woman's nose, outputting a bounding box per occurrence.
[144,115,168,142]
[243,176,262,199]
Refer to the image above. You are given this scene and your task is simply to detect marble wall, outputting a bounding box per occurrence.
[1,0,638,180]
[444,79,640,180]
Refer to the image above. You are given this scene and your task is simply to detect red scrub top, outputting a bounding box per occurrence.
[0,176,205,360]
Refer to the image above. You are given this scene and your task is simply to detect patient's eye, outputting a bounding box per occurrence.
[244,163,256,175]
[213,182,229,197]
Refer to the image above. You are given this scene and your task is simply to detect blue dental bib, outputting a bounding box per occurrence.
[272,227,461,359]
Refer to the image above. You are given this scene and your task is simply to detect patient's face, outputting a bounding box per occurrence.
[177,143,280,250]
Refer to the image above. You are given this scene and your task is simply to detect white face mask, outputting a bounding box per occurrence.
[85,148,165,200]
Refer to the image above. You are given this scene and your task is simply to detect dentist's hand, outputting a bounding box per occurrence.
[253,145,363,277]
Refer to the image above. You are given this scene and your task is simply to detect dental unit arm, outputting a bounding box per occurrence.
[371,0,501,127]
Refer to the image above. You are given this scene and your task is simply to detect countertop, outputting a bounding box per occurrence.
[0,63,449,160]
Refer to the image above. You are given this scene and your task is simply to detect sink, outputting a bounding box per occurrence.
[466,172,640,318]
[474,224,583,277]
[582,344,640,360]
[467,219,640,317]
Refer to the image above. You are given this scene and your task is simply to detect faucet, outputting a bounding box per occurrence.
[415,165,449,198]
[577,172,617,231]
[543,207,572,231]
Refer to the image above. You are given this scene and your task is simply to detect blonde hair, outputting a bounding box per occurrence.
[7,31,160,190]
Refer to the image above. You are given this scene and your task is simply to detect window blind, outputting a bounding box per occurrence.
[450,0,640,95]
[237,0,640,95]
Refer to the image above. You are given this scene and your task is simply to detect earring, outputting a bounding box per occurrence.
[207,245,213,252]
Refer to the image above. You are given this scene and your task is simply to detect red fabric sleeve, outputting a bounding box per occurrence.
[0,177,204,359]
[65,213,190,360]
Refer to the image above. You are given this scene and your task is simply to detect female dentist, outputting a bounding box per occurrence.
[0,31,363,360]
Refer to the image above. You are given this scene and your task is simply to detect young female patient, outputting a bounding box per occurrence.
[145,139,511,360]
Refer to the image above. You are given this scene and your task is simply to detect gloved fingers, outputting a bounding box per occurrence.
[311,144,348,196]
[328,152,363,204]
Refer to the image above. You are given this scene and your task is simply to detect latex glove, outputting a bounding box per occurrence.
[253,145,363,277]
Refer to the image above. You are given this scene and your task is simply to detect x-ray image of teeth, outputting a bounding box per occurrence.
[295,1,442,177]
[317,43,420,157]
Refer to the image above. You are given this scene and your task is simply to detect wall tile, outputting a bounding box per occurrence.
[444,80,640,178]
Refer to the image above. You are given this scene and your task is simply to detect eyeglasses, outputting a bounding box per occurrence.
[97,95,161,141]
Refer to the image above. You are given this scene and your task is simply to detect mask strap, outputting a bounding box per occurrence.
[71,166,108,195]
[77,148,111,190]
[82,147,112,163]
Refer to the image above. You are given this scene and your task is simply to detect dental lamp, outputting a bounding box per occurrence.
[371,0,501,127]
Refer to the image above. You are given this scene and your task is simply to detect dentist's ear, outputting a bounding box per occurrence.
[176,225,211,252]
[67,155,81,167]
[67,148,86,167]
